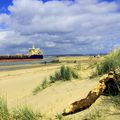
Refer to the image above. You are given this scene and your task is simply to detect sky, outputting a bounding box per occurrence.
[0,0,120,55]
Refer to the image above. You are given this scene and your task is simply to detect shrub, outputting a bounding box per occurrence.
[96,48,120,75]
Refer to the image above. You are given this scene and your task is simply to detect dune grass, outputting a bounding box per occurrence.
[33,78,50,95]
[0,95,43,120]
[83,95,120,120]
[33,65,79,95]
[0,96,10,120]
[12,106,42,120]
[96,48,120,75]
[50,65,79,83]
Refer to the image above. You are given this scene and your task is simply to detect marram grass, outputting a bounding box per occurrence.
[0,95,43,120]
[0,96,10,120]
[33,65,79,95]
[96,48,120,75]
[12,106,42,120]
[33,78,50,95]
[50,65,79,82]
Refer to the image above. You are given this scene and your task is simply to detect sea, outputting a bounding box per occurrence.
[0,53,107,71]
[0,56,56,71]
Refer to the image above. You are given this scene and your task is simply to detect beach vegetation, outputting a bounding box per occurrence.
[33,65,79,95]
[0,95,43,120]
[33,78,50,95]
[50,65,79,83]
[0,96,10,120]
[95,48,120,75]
[12,106,42,120]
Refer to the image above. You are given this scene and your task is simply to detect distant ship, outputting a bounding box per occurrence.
[0,45,43,62]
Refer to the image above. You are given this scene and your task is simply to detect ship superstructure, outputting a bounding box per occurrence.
[29,45,42,56]
[0,45,43,62]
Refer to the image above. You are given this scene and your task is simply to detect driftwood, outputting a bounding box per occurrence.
[63,71,119,116]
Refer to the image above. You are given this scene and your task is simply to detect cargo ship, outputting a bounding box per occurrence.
[0,45,43,62]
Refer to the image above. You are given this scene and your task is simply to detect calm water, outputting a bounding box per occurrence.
[0,56,57,71]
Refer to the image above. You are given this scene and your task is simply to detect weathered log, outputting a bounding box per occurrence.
[63,71,119,116]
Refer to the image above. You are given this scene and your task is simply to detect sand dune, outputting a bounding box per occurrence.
[0,63,99,119]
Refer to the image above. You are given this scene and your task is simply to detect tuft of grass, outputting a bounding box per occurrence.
[0,95,43,120]
[33,78,50,95]
[96,48,120,75]
[83,95,120,120]
[50,65,79,83]
[12,106,42,120]
[0,96,10,120]
[33,65,79,95]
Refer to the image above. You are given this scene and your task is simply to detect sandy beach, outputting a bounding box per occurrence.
[0,56,119,120]
[0,59,98,118]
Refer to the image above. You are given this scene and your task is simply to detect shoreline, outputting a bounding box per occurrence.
[0,63,61,72]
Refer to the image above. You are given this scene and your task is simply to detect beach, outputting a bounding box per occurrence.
[0,56,119,119]
[0,56,98,118]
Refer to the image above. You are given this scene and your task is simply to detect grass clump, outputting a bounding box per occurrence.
[50,65,79,82]
[33,78,50,95]
[96,48,120,75]
[0,96,10,120]
[12,106,42,120]
[84,96,120,120]
[0,95,43,120]
[33,65,79,95]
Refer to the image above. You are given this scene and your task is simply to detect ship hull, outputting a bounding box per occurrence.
[0,55,43,62]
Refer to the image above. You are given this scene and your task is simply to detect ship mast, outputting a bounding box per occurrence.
[32,44,35,49]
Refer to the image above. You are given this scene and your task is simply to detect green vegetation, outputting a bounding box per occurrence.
[0,96,10,120]
[0,95,43,120]
[96,48,120,75]
[50,65,79,83]
[83,95,120,120]
[33,65,79,95]
[109,95,120,110]
[33,78,50,95]
[12,106,42,120]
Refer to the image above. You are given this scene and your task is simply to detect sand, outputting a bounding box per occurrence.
[1,58,118,119]
[0,62,99,119]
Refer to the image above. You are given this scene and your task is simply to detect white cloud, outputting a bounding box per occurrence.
[0,0,120,54]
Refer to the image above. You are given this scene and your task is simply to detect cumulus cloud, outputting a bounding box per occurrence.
[0,0,120,54]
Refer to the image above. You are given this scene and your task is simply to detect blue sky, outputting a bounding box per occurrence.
[0,0,118,12]
[0,0,120,55]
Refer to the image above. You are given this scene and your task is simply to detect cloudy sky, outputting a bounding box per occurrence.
[0,0,120,55]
